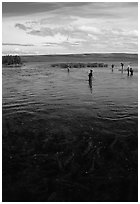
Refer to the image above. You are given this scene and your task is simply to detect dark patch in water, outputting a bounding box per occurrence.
[2,63,138,202]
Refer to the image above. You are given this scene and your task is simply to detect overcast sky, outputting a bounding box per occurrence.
[2,2,138,55]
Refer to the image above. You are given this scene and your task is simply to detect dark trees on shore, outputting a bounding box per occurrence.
[2,55,22,65]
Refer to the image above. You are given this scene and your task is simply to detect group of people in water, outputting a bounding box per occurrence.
[88,63,134,81]
[67,63,134,83]
[112,63,134,76]
[126,65,133,76]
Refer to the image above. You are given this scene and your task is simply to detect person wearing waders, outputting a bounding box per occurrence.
[111,64,114,72]
[127,65,130,76]
[121,63,124,73]
[130,67,133,76]
[88,69,93,81]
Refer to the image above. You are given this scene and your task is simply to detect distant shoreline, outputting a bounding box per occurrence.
[19,53,138,64]
[51,62,108,68]
[2,64,22,68]
[2,53,137,66]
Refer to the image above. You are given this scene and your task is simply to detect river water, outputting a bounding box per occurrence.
[2,62,138,202]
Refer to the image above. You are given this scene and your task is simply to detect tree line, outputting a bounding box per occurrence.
[2,55,22,65]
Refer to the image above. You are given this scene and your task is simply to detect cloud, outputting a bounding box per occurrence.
[42,40,82,47]
[13,17,137,54]
[3,43,34,46]
[3,2,138,54]
[111,29,138,37]
[87,34,98,41]
[14,17,100,44]
[15,23,29,31]
[3,2,91,17]
[14,20,86,44]
[28,30,42,36]
[78,25,101,34]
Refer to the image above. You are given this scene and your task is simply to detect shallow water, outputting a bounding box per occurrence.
[2,62,138,202]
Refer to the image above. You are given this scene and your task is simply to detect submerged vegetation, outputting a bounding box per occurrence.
[2,55,22,66]
[51,62,108,68]
[3,115,138,202]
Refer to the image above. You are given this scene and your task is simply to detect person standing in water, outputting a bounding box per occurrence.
[111,64,114,72]
[88,69,93,81]
[88,69,93,93]
[127,65,130,76]
[130,67,133,76]
[67,64,70,73]
[121,63,124,72]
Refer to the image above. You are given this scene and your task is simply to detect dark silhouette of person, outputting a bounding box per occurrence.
[67,64,70,73]
[121,63,124,72]
[127,65,130,76]
[88,69,93,81]
[88,70,93,93]
[111,64,114,72]
[130,68,133,76]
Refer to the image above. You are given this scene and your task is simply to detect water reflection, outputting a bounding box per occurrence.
[88,79,93,93]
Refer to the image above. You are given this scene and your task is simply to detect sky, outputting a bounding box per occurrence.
[2,2,138,55]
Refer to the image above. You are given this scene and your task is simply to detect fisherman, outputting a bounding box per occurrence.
[67,64,70,72]
[88,69,93,81]
[127,65,130,76]
[121,63,124,72]
[111,64,114,72]
[130,67,133,76]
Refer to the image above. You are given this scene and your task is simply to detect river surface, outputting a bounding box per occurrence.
[2,62,138,202]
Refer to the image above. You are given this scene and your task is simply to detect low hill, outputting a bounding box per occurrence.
[21,53,138,64]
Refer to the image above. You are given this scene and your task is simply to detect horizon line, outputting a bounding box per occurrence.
[2,52,138,56]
